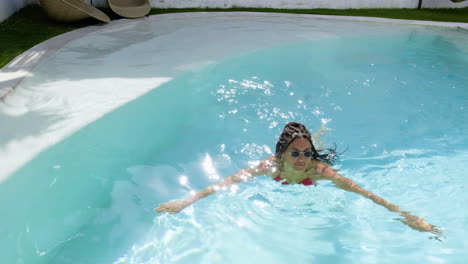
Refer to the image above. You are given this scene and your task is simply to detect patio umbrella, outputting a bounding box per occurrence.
[108,0,151,18]
[40,0,110,22]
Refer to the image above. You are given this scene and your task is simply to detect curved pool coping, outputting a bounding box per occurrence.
[1,11,467,99]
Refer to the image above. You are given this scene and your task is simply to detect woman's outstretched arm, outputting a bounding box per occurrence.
[315,163,443,235]
[155,157,277,214]
[311,123,330,150]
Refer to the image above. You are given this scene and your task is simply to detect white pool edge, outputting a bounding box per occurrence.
[0,12,467,99]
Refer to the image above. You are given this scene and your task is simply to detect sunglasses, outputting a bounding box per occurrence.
[287,151,313,158]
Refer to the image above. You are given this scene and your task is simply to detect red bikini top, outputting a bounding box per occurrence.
[274,175,317,186]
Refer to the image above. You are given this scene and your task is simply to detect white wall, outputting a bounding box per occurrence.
[151,0,468,9]
[1,0,467,24]
[0,0,38,23]
[86,0,468,9]
[423,0,468,8]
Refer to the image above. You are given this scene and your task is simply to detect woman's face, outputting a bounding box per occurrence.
[281,137,313,172]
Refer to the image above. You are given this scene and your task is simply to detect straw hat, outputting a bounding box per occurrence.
[40,0,111,23]
[108,0,151,18]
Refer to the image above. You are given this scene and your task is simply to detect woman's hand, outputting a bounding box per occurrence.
[154,200,190,214]
[397,211,443,235]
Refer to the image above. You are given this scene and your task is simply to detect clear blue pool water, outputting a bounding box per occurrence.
[1,14,467,264]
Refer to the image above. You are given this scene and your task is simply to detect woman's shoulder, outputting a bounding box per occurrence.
[251,156,280,177]
[314,160,328,171]
[312,160,337,179]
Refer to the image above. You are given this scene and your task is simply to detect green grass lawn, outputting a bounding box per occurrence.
[1,5,467,68]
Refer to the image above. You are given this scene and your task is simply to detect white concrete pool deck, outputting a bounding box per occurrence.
[1,12,467,99]
[0,12,467,183]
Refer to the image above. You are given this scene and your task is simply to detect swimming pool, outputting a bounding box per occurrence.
[1,13,467,264]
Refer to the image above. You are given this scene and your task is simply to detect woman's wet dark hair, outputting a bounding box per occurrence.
[275,122,341,165]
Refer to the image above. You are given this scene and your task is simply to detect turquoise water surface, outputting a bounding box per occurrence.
[1,14,467,264]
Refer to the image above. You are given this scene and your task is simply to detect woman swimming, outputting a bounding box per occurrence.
[155,122,442,235]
